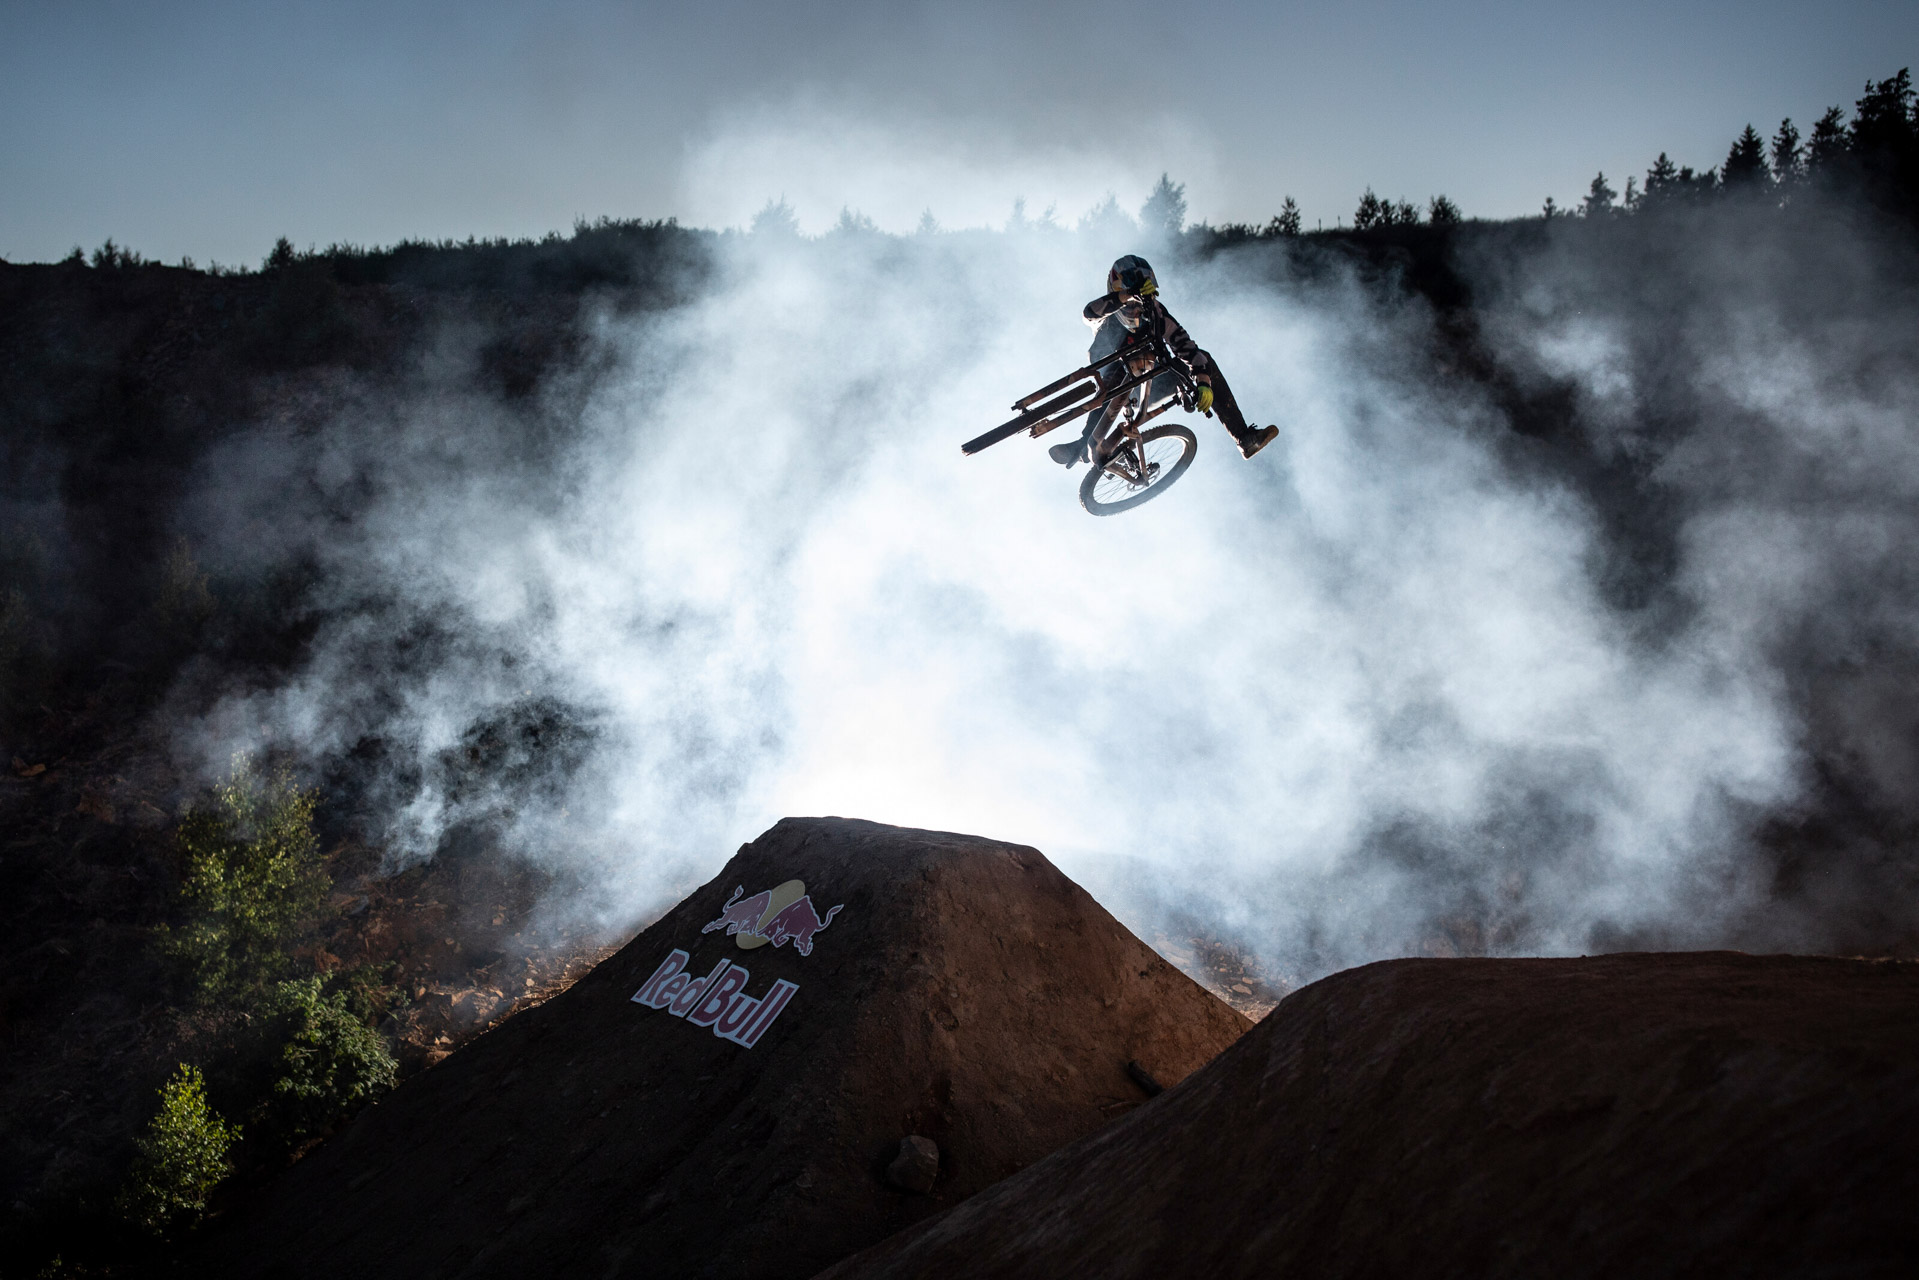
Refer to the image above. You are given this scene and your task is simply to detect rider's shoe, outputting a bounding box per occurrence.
[1238,425,1279,459]
[1048,438,1083,468]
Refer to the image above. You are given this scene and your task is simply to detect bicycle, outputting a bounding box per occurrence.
[961,334,1204,516]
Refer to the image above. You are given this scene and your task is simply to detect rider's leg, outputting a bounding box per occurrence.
[1050,355,1127,467]
[1199,356,1251,437]
[1198,356,1279,459]
[1052,318,1131,467]
[1050,402,1104,466]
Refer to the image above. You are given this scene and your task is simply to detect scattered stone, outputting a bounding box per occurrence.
[887,1136,939,1194]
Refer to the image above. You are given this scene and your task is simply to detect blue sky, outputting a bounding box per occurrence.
[3,0,1914,263]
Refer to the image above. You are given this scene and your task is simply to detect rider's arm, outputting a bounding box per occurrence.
[1153,302,1213,382]
[1083,294,1123,325]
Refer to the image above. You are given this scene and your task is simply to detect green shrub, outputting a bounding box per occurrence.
[258,977,398,1143]
[161,756,327,1003]
[116,1064,239,1234]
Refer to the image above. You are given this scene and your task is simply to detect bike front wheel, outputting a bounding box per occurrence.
[1079,424,1198,516]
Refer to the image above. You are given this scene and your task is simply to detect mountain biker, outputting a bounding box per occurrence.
[1049,255,1279,467]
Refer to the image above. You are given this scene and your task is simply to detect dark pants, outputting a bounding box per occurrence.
[1080,348,1252,457]
[1198,356,1253,440]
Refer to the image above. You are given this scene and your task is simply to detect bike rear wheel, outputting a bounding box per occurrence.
[1079,425,1198,516]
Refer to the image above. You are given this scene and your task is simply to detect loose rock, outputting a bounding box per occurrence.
[887,1136,939,1194]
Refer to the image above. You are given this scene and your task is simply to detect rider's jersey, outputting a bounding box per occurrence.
[1081,294,1212,383]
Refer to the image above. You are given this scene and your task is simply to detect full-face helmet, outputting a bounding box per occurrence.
[1106,255,1158,297]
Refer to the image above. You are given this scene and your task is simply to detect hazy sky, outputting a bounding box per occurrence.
[3,0,1914,263]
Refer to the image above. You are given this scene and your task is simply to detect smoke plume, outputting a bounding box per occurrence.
[170,162,1919,985]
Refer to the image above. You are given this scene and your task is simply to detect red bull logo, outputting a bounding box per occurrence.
[631,949,797,1049]
[701,879,844,957]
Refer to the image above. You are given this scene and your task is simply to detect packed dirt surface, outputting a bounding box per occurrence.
[821,952,1919,1280]
[178,817,1249,1279]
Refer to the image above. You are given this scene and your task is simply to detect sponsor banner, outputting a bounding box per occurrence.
[631,948,798,1050]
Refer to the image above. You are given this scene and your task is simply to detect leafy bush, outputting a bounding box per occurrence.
[161,756,327,1003]
[256,977,398,1144]
[116,1065,239,1234]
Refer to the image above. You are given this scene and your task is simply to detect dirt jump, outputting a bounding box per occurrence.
[819,951,1919,1279]
[180,817,1250,1280]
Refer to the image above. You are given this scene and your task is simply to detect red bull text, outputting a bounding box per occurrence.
[631,949,797,1049]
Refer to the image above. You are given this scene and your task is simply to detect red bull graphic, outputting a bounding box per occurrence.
[755,896,842,956]
[704,886,773,938]
[631,949,798,1049]
[702,880,844,956]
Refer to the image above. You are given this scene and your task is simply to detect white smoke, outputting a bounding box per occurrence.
[171,140,1919,985]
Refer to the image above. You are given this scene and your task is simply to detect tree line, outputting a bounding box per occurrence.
[1565,68,1917,221]
[30,68,1917,281]
[1201,66,1916,238]
[1334,67,1918,232]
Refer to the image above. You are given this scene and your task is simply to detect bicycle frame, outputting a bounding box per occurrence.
[1087,354,1193,480]
[960,334,1197,457]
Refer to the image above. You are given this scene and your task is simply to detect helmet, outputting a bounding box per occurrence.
[1107,255,1158,297]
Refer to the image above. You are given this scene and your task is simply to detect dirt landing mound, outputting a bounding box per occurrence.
[183,817,1249,1280]
[821,952,1919,1280]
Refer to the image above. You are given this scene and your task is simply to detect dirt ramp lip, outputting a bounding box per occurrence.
[817,951,1919,1280]
[183,817,1248,1280]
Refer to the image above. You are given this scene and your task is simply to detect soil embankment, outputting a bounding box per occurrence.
[182,816,1249,1279]
[821,951,1919,1279]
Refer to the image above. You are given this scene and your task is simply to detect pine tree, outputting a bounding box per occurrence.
[1077,193,1136,237]
[1847,69,1918,212]
[1771,119,1804,184]
[1850,69,1915,155]
[1622,176,1640,211]
[1581,172,1617,217]
[1541,195,1561,219]
[1353,188,1386,230]
[832,207,879,236]
[1427,194,1462,226]
[1643,153,1679,204]
[1140,174,1187,237]
[1266,196,1302,237]
[1721,124,1771,189]
[1677,165,1717,199]
[1807,107,1850,171]
[750,198,801,237]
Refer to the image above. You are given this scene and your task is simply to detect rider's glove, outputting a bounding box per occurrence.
[1195,384,1215,416]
